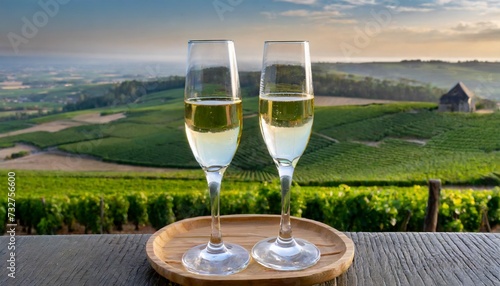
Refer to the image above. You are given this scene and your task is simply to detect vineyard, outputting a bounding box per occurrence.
[1,93,499,235]
[1,172,499,235]
[0,90,498,185]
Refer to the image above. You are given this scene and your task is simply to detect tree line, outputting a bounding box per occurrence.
[63,76,185,112]
[63,71,446,112]
[313,73,445,102]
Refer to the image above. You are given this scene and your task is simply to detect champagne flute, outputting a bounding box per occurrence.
[251,41,320,271]
[182,40,250,275]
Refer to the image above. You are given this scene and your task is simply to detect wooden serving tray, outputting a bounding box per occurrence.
[146,215,354,286]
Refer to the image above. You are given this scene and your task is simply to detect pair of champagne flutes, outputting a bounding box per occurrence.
[183,40,318,275]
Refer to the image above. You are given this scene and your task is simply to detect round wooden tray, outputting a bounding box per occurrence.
[146,214,354,286]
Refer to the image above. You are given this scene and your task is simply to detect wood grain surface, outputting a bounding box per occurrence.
[0,232,499,285]
[146,215,354,286]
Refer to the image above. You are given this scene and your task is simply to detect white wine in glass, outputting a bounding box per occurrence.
[182,40,250,275]
[251,41,320,271]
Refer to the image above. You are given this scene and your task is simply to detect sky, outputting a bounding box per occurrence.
[0,0,499,64]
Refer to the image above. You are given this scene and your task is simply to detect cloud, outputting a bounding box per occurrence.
[476,21,500,28]
[444,1,486,11]
[378,21,500,45]
[280,9,311,17]
[392,6,434,13]
[448,21,500,41]
[434,0,500,13]
[317,0,499,14]
[274,0,317,5]
[462,28,500,41]
[452,21,499,32]
[323,18,358,25]
[342,0,376,5]
[435,0,453,4]
[279,9,343,18]
[261,11,277,19]
[381,26,447,43]
[323,3,356,11]
[452,22,475,32]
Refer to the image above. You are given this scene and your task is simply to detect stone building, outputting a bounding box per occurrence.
[438,82,475,112]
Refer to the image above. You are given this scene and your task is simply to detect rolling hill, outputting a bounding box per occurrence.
[316,61,500,101]
[0,88,498,186]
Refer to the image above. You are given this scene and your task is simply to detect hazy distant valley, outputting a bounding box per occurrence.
[0,58,498,129]
[319,61,500,101]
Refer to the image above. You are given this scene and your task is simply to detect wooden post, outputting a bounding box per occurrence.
[424,179,441,232]
[399,209,412,232]
[479,208,491,232]
[100,197,104,234]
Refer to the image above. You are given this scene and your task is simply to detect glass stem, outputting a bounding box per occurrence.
[277,165,294,242]
[205,168,225,253]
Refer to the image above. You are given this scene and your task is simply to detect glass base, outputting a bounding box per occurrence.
[182,242,250,275]
[251,237,320,271]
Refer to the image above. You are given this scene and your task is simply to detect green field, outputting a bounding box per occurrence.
[1,87,499,235]
[0,120,32,134]
[1,88,498,185]
[2,61,499,235]
[0,83,113,102]
[3,171,499,234]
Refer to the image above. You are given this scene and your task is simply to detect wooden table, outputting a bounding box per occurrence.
[1,233,499,285]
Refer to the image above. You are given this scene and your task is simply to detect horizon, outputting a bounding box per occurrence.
[2,54,499,66]
[1,55,499,80]
[1,0,500,63]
